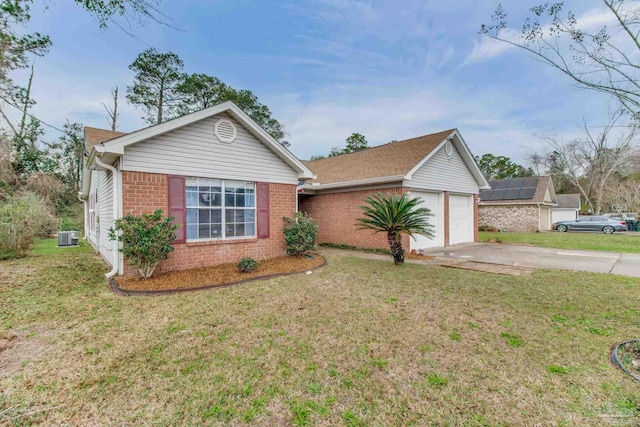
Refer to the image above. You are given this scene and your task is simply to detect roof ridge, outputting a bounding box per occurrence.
[305,128,455,163]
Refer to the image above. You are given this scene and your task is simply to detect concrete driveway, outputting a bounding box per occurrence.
[424,243,640,278]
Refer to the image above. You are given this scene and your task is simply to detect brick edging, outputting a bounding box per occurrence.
[106,255,327,297]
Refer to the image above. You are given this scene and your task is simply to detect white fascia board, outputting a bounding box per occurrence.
[99,101,315,180]
[450,130,490,189]
[80,149,98,198]
[302,175,404,191]
[480,201,557,206]
[404,135,450,180]
[403,129,490,190]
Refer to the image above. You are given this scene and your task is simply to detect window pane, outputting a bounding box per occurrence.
[235,209,245,223]
[187,224,198,240]
[211,209,222,224]
[245,222,255,236]
[245,194,255,207]
[186,191,199,207]
[199,224,210,239]
[235,224,245,237]
[246,210,255,222]
[211,193,222,207]
[225,192,235,207]
[236,194,245,207]
[211,223,222,238]
[199,209,210,223]
[187,209,197,224]
[198,192,211,207]
[226,223,235,237]
[186,185,198,192]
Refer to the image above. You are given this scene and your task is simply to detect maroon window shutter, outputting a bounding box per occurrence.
[257,182,270,239]
[168,175,186,244]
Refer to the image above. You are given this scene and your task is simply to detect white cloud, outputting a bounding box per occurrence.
[462,28,520,65]
[270,79,550,163]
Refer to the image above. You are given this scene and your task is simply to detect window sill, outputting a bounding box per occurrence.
[185,237,258,247]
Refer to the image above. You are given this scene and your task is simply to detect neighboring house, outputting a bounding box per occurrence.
[299,130,490,251]
[81,101,314,276]
[478,176,557,232]
[552,194,581,224]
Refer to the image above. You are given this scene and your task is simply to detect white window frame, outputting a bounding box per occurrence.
[185,178,256,242]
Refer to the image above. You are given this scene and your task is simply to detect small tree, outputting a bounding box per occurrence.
[0,191,56,259]
[283,212,318,256]
[357,193,434,265]
[108,209,177,279]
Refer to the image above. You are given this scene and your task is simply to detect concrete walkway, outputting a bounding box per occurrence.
[423,243,640,278]
[320,243,640,278]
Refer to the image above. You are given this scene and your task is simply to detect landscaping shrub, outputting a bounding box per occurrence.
[108,209,177,279]
[478,225,498,232]
[283,212,318,256]
[0,191,56,258]
[237,257,258,273]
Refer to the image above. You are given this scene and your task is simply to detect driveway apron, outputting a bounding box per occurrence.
[423,243,640,278]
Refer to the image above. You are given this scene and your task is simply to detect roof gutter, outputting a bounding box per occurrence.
[94,155,119,280]
[302,175,404,192]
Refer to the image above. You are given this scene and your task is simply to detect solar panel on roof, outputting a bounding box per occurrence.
[494,180,509,190]
[517,187,536,199]
[507,178,525,189]
[480,191,495,201]
[496,189,509,200]
[523,177,539,187]
[504,189,520,199]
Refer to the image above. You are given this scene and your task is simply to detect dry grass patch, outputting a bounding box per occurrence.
[1,239,640,425]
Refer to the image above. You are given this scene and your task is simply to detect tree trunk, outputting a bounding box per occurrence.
[387,231,405,265]
[157,82,164,124]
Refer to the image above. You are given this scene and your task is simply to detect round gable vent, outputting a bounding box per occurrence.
[214,118,237,143]
[444,140,454,159]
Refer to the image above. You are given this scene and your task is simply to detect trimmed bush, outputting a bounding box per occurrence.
[237,257,258,273]
[108,209,177,279]
[283,212,318,256]
[0,191,56,258]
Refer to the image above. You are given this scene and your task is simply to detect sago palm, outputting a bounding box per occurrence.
[356,192,434,265]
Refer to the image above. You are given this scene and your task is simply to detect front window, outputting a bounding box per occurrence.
[185,178,255,241]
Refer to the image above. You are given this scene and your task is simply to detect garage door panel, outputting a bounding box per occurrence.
[410,191,443,249]
[449,194,474,245]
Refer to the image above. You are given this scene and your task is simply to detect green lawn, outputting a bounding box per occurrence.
[1,238,639,425]
[479,231,640,253]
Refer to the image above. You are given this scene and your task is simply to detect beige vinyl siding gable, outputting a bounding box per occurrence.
[405,143,480,194]
[122,113,298,184]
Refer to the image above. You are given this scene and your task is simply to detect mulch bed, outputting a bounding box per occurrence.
[116,254,326,293]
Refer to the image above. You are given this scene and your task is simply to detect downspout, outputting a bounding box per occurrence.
[77,192,88,240]
[94,155,119,279]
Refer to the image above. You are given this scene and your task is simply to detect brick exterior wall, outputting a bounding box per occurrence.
[121,171,295,276]
[298,187,409,250]
[479,205,540,232]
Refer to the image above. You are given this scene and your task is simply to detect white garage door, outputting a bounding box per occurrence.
[409,191,444,250]
[552,209,577,224]
[449,194,474,245]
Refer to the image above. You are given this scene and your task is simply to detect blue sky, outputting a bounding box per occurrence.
[17,0,617,162]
